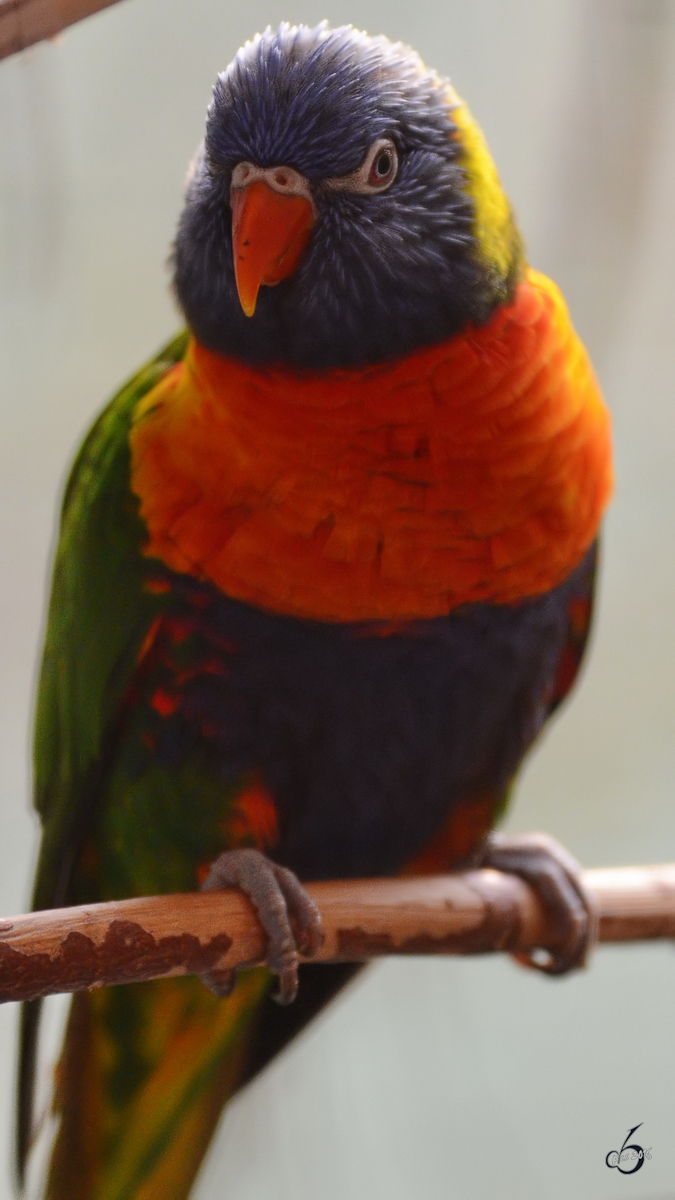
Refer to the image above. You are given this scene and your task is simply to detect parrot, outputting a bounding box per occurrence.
[18,21,613,1200]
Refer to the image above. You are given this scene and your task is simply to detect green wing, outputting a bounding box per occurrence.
[32,330,189,913]
[19,331,189,1180]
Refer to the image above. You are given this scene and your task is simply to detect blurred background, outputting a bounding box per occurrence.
[1,0,675,1196]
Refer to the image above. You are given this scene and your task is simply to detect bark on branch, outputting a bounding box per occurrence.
[0,0,124,61]
[0,864,674,1004]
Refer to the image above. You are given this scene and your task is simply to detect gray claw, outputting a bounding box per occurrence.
[201,848,323,1004]
[479,831,597,974]
[200,966,236,998]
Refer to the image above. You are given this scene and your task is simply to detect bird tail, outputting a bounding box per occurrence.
[33,970,270,1200]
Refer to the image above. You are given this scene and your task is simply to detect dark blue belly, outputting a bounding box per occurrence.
[141,544,596,881]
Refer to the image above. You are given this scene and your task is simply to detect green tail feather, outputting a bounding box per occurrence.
[45,971,271,1200]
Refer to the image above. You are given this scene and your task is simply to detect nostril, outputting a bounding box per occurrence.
[232,163,253,188]
[274,171,289,187]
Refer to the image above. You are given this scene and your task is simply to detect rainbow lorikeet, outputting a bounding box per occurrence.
[19,22,612,1200]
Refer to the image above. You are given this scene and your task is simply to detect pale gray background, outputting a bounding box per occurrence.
[1,0,675,1196]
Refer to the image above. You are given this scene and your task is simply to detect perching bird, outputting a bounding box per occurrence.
[19,22,612,1199]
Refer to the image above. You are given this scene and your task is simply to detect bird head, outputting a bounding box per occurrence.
[173,22,523,370]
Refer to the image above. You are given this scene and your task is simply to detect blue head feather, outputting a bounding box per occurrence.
[173,23,519,369]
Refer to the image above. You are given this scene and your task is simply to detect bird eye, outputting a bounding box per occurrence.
[324,138,399,195]
[369,148,395,186]
[362,139,399,192]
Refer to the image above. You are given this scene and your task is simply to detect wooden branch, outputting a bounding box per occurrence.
[0,0,125,61]
[0,864,673,1004]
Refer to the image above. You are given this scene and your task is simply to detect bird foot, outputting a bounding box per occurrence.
[200,848,323,1004]
[478,831,597,975]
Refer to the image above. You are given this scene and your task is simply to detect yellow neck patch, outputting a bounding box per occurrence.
[448,88,522,285]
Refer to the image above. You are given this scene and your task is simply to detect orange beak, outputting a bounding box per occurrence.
[231,180,316,317]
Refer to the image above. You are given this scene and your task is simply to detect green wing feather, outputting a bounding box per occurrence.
[20,332,193,1184]
[32,330,189,912]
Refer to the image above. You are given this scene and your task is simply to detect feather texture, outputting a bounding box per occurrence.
[21,22,611,1199]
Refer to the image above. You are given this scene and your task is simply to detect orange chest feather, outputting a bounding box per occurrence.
[129,269,612,622]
